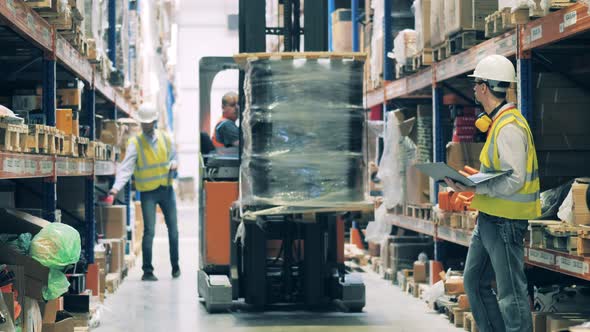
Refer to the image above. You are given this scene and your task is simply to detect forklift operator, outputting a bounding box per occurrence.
[211,92,239,148]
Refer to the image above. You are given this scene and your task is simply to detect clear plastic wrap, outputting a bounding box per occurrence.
[393,29,418,65]
[413,0,431,52]
[370,0,384,86]
[241,56,366,207]
[499,0,549,16]
[430,0,446,46]
[366,205,393,243]
[377,112,403,208]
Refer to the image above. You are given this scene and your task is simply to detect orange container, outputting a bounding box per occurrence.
[72,119,79,136]
[56,108,73,135]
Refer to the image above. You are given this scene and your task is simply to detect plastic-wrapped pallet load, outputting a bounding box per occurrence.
[430,0,446,47]
[370,0,385,88]
[498,0,550,16]
[241,55,366,207]
[413,0,432,53]
[393,29,418,66]
[445,0,498,36]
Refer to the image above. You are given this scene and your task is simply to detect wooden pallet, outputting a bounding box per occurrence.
[433,40,451,62]
[77,136,89,157]
[234,52,367,67]
[485,8,514,38]
[62,135,78,157]
[463,312,478,332]
[0,123,29,152]
[449,30,483,55]
[411,48,434,71]
[406,203,433,221]
[453,308,468,328]
[395,60,416,79]
[545,225,579,254]
[88,141,107,160]
[54,129,65,155]
[27,124,57,154]
[433,211,453,226]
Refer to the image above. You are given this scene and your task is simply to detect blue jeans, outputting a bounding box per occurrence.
[140,186,179,273]
[464,213,532,332]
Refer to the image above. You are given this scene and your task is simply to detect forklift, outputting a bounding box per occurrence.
[198,0,367,312]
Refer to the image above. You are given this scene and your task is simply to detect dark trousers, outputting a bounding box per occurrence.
[140,186,179,273]
[464,212,532,332]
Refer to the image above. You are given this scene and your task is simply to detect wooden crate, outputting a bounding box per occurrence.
[0,123,29,152]
[406,203,433,221]
[27,124,58,154]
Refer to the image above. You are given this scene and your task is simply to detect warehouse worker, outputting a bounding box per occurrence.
[211,92,239,148]
[109,104,180,281]
[444,55,540,332]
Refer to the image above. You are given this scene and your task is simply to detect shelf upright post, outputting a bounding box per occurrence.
[328,0,335,51]
[42,55,57,222]
[124,181,132,254]
[432,83,444,261]
[517,25,533,126]
[85,87,96,263]
[352,0,359,52]
[108,0,117,67]
[383,0,393,81]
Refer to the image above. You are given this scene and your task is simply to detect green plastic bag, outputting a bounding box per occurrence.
[42,269,71,301]
[30,223,81,300]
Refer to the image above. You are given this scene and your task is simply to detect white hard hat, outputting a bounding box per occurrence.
[137,104,158,123]
[468,55,517,90]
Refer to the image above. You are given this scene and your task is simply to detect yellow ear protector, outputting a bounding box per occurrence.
[475,112,492,132]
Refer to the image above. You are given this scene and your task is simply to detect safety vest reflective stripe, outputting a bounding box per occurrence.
[132,130,171,192]
[471,107,541,220]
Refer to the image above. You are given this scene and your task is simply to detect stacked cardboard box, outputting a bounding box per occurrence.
[430,0,446,47]
[97,205,127,279]
[445,0,497,36]
[332,9,354,52]
[413,0,432,53]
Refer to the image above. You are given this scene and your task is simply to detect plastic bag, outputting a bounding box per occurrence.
[365,205,392,243]
[23,297,42,332]
[423,280,445,309]
[0,233,32,255]
[43,269,71,301]
[540,180,573,220]
[30,223,81,300]
[377,112,403,208]
[31,223,81,269]
[558,188,575,224]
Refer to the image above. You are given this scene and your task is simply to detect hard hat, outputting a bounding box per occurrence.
[137,104,158,123]
[468,54,517,90]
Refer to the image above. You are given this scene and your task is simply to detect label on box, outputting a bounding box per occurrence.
[528,248,554,266]
[556,256,586,275]
[564,11,577,29]
[40,160,53,173]
[531,26,543,42]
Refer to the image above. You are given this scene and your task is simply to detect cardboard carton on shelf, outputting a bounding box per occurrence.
[96,205,127,239]
[413,261,428,283]
[332,9,355,52]
[446,142,484,171]
[42,298,75,332]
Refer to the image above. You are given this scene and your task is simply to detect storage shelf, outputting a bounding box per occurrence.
[526,247,590,281]
[0,152,116,178]
[0,152,54,179]
[95,161,116,176]
[364,4,590,107]
[523,3,590,51]
[0,0,135,116]
[437,225,472,247]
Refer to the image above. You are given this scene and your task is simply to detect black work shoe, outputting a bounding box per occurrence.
[141,273,158,281]
[172,268,181,278]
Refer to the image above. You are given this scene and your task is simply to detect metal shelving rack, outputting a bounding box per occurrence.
[0,0,135,263]
[366,3,590,280]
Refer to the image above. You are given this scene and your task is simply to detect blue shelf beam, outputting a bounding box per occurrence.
[383,0,393,81]
[517,57,533,125]
[352,0,360,52]
[328,0,335,51]
[108,0,117,66]
[42,57,57,222]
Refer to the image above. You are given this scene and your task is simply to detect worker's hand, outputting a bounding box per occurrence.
[170,161,178,171]
[108,188,118,196]
[444,177,475,193]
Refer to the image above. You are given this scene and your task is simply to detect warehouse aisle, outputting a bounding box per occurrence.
[94,202,463,332]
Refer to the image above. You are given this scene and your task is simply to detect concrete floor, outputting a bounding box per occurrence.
[94,202,464,332]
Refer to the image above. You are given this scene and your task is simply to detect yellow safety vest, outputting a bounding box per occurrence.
[130,130,172,192]
[470,106,541,220]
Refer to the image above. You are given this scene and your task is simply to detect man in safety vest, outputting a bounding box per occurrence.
[211,92,239,148]
[109,104,180,281]
[445,55,540,332]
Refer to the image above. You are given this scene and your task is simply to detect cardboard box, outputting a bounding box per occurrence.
[445,0,497,36]
[86,263,100,298]
[97,205,127,239]
[100,120,122,146]
[446,142,484,171]
[444,276,465,295]
[430,0,446,46]
[406,163,430,204]
[458,294,470,310]
[56,88,81,109]
[42,318,75,332]
[42,297,74,332]
[332,9,353,52]
[56,108,73,135]
[414,0,431,50]
[429,260,444,285]
[413,261,427,283]
[102,238,125,274]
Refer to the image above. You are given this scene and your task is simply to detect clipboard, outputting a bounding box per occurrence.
[415,162,509,187]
